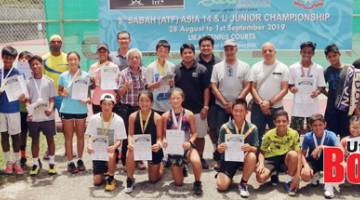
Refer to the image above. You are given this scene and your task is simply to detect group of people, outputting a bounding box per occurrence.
[1,32,360,198]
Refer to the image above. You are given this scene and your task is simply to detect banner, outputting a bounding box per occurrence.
[99,0,353,52]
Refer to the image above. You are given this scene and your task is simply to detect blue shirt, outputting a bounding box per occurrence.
[0,67,21,113]
[302,130,339,160]
[58,71,89,114]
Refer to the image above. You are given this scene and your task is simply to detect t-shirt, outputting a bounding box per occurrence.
[324,65,350,113]
[302,130,339,160]
[0,67,22,113]
[58,71,89,114]
[211,59,250,107]
[85,113,127,146]
[260,128,300,158]
[27,75,56,121]
[289,62,326,117]
[109,51,128,71]
[42,52,68,91]
[88,61,120,106]
[145,60,175,112]
[248,60,289,108]
[196,54,221,107]
[174,61,210,114]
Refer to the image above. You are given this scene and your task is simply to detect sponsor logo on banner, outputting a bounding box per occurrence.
[294,0,324,10]
[109,0,184,9]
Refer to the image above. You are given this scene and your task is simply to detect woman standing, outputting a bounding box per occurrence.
[58,52,89,173]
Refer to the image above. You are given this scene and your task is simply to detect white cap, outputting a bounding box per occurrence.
[100,93,116,104]
[223,39,237,48]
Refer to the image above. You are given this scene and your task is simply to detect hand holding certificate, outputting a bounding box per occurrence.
[133,134,152,161]
[27,100,49,122]
[100,67,118,90]
[92,136,109,161]
[225,134,244,162]
[71,77,89,100]
[295,77,315,104]
[165,130,185,155]
[4,75,28,102]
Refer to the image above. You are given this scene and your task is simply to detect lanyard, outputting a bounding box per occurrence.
[139,111,152,134]
[1,66,15,87]
[300,64,312,77]
[101,113,114,136]
[171,109,184,131]
[67,69,80,88]
[33,77,44,101]
[232,120,245,135]
[312,131,326,148]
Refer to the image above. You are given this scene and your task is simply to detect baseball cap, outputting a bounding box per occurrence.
[49,34,62,42]
[97,43,109,52]
[223,39,237,48]
[100,93,116,104]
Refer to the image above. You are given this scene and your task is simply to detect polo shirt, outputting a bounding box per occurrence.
[174,60,210,114]
[109,51,128,71]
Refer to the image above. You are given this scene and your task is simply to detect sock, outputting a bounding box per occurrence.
[68,159,74,165]
[286,175,293,183]
[33,157,40,167]
[13,152,20,165]
[3,151,11,163]
[49,155,55,165]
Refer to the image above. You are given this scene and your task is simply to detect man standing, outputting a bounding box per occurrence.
[174,43,210,169]
[211,39,250,158]
[249,42,289,142]
[196,36,221,169]
[110,31,131,71]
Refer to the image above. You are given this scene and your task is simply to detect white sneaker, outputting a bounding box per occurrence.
[311,172,320,186]
[324,183,335,199]
[238,182,250,198]
[124,177,134,194]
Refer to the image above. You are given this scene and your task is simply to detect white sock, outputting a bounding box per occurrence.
[3,151,11,163]
[286,175,293,183]
[13,152,20,165]
[33,157,40,166]
[49,155,55,165]
[68,160,74,165]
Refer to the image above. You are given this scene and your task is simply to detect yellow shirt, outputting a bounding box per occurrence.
[260,128,300,158]
[42,52,68,90]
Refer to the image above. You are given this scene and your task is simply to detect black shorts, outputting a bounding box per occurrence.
[264,154,288,173]
[28,120,56,139]
[20,112,28,133]
[307,157,323,173]
[167,150,190,167]
[218,160,244,179]
[60,113,87,120]
[149,149,164,165]
[93,161,108,175]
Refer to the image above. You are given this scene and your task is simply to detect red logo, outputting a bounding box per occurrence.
[294,0,324,10]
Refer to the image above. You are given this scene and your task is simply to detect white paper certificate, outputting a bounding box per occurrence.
[100,67,118,90]
[71,77,89,100]
[27,101,49,122]
[166,130,185,155]
[225,134,244,162]
[133,134,152,161]
[4,75,28,102]
[295,77,315,104]
[92,136,109,161]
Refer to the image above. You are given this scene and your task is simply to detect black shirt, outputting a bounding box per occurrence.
[196,54,221,107]
[175,60,210,113]
[324,65,349,112]
[134,111,157,145]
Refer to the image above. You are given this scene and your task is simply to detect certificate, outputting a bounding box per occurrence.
[165,130,185,155]
[295,77,315,104]
[27,100,49,122]
[159,74,174,85]
[100,67,118,90]
[225,134,244,162]
[4,75,28,102]
[133,134,152,161]
[92,135,109,161]
[71,77,89,100]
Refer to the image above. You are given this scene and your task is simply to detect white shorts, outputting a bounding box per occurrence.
[0,112,21,135]
[194,113,208,138]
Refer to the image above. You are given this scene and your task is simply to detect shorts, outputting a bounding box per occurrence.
[54,96,63,112]
[290,116,311,134]
[0,112,21,135]
[60,113,87,120]
[93,161,108,175]
[28,120,56,139]
[167,149,190,167]
[264,154,288,173]
[194,113,208,138]
[218,160,244,179]
[307,157,323,173]
[20,112,28,133]
[149,149,164,165]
